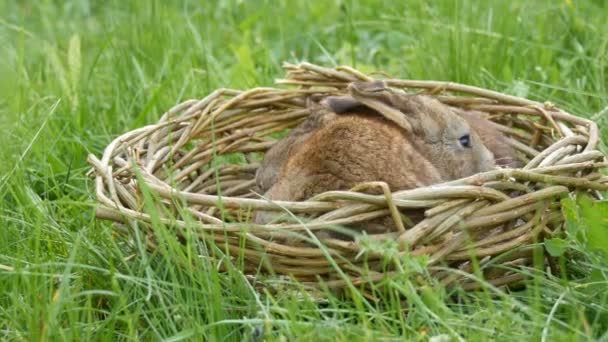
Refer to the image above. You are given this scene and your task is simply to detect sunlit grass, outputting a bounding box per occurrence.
[1,0,607,340]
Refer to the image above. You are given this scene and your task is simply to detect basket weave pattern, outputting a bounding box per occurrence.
[88,63,607,290]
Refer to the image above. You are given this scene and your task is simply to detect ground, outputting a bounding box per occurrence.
[1,0,607,340]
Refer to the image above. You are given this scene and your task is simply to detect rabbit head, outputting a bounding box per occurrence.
[454,109,522,168]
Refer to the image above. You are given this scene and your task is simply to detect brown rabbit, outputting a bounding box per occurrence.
[254,81,495,226]
[255,93,520,195]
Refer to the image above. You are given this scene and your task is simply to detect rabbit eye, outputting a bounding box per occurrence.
[459,134,471,148]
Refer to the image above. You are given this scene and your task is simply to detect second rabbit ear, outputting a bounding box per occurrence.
[323,96,363,114]
[347,81,414,133]
[322,81,390,114]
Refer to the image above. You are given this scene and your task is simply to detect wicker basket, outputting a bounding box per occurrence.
[88,62,607,292]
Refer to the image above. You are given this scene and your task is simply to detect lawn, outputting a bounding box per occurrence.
[1,0,607,340]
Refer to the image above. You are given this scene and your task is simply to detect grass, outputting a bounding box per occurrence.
[1,0,608,340]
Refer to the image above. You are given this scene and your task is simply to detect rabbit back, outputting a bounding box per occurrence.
[263,113,443,202]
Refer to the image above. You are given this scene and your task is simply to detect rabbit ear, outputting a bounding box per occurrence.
[347,81,414,133]
[322,81,397,111]
[322,96,363,114]
[325,81,394,113]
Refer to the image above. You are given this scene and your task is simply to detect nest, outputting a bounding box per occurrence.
[88,63,608,292]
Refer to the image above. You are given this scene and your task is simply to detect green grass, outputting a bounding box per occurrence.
[1,0,608,340]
